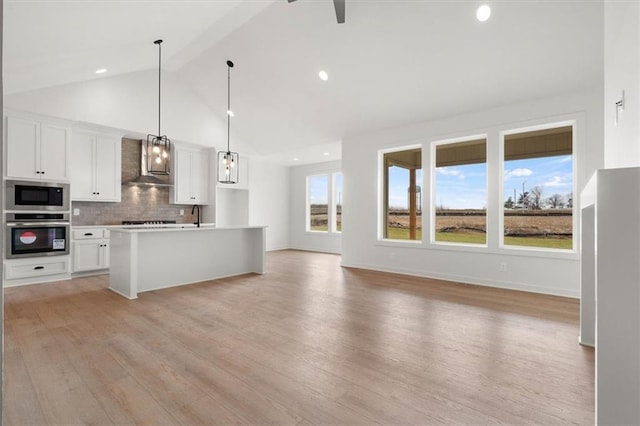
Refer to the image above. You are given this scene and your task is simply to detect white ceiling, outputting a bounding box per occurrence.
[4,0,603,166]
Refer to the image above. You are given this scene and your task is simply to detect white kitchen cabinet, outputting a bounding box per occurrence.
[5,115,71,181]
[72,228,110,272]
[71,130,121,202]
[170,146,209,205]
[4,256,71,286]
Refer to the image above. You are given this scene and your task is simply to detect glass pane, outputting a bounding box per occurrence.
[384,149,422,240]
[309,175,329,232]
[334,173,343,233]
[434,139,487,245]
[503,127,573,250]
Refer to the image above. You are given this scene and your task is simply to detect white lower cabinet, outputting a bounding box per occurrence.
[4,256,71,286]
[72,228,110,272]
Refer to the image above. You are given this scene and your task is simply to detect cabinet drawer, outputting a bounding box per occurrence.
[5,256,70,280]
[73,228,107,239]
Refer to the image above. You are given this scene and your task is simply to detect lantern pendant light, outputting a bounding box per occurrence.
[218,60,239,184]
[147,39,171,175]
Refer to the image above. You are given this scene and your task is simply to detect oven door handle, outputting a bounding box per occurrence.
[6,222,70,227]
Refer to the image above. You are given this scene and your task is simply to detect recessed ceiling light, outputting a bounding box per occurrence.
[95,68,107,74]
[293,157,300,161]
[323,152,329,156]
[318,70,329,81]
[476,4,491,22]
[227,110,235,117]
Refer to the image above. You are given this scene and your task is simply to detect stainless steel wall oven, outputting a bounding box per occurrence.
[5,213,70,258]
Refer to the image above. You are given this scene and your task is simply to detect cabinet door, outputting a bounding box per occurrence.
[191,150,209,204]
[70,131,96,200]
[40,124,70,181]
[6,116,40,179]
[174,149,194,204]
[73,240,103,272]
[94,135,121,201]
[100,241,110,268]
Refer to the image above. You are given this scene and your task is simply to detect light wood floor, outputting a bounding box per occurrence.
[3,250,593,425]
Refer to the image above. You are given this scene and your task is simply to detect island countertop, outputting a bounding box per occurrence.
[109,225,266,299]
[110,224,266,233]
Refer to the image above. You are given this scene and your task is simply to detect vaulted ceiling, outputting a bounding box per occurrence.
[4,0,603,165]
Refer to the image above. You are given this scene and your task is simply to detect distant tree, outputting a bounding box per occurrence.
[529,186,544,210]
[547,193,564,209]
[566,192,573,208]
[518,191,530,208]
[504,196,514,209]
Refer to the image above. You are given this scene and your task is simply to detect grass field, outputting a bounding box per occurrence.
[310,208,572,250]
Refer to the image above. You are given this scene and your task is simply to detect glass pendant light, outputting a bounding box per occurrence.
[218,60,239,184]
[147,39,171,175]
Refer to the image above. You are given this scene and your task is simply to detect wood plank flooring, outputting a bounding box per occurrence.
[3,249,594,425]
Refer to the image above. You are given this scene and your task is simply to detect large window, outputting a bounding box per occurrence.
[503,125,573,250]
[434,138,487,245]
[382,148,422,240]
[307,172,343,233]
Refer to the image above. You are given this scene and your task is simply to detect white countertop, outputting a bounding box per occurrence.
[109,224,266,233]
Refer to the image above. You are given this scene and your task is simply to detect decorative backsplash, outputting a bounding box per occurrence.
[71,138,201,226]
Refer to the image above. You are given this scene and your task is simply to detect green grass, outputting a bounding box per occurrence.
[385,228,573,250]
[504,236,573,250]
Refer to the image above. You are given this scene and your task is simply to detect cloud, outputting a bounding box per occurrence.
[505,168,533,179]
[543,176,566,187]
[437,167,465,179]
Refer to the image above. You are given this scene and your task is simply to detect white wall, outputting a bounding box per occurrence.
[4,69,254,155]
[249,157,290,251]
[290,160,342,254]
[342,89,603,298]
[604,1,640,168]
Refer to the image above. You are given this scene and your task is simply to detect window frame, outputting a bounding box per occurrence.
[430,134,489,247]
[306,172,343,235]
[499,120,577,253]
[378,144,423,244]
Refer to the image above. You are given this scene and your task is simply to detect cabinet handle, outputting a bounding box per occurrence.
[41,171,45,175]
[34,266,45,270]
[36,171,41,174]
[84,233,93,236]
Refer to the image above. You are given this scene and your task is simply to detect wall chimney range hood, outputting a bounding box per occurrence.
[127,140,172,187]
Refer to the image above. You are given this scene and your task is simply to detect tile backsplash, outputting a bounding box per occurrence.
[71,138,200,226]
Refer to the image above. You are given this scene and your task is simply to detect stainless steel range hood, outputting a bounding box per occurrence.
[126,140,172,187]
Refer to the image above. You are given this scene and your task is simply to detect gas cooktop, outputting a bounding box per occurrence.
[122,220,177,226]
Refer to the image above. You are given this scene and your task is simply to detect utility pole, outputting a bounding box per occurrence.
[522,180,527,207]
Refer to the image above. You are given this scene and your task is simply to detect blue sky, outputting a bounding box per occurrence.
[308,173,343,205]
[386,154,573,210]
[310,155,572,209]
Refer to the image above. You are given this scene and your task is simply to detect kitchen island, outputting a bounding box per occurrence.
[108,225,266,299]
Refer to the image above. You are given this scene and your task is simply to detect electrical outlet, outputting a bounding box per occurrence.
[179,209,185,216]
[73,208,80,216]
[499,262,507,272]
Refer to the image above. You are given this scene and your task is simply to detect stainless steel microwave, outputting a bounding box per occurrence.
[5,180,70,211]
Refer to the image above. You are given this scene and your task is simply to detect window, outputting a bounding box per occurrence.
[307,172,343,233]
[433,138,487,245]
[382,148,422,240]
[308,174,329,232]
[333,172,343,232]
[503,125,573,250]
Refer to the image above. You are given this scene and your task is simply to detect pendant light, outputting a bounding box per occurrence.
[147,39,171,175]
[218,60,239,184]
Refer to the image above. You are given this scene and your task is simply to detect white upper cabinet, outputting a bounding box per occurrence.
[70,129,121,202]
[5,115,71,181]
[170,146,209,205]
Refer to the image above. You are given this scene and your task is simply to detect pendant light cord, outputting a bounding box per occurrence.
[155,39,163,137]
[227,62,231,153]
